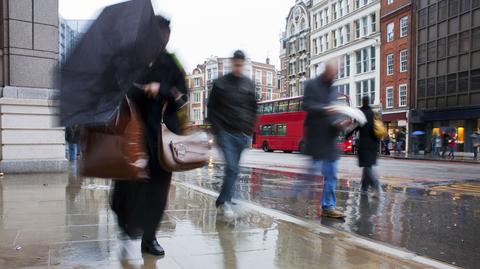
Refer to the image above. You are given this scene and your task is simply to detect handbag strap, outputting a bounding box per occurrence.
[161,101,168,123]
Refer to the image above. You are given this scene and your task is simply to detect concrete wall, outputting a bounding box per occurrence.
[0,0,67,173]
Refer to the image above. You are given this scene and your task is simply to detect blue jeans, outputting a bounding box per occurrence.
[216,131,250,206]
[68,143,78,161]
[309,159,338,211]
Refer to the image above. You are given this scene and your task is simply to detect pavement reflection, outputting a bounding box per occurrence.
[175,164,480,269]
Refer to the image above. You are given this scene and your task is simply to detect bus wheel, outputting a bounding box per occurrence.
[299,141,306,154]
[262,142,271,152]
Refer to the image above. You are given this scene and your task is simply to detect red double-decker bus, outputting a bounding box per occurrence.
[252,95,353,154]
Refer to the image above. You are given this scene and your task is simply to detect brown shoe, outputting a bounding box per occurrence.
[321,209,345,219]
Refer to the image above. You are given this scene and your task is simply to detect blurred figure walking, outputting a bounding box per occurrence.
[448,133,457,160]
[351,96,381,195]
[303,62,347,219]
[471,130,480,160]
[208,50,257,219]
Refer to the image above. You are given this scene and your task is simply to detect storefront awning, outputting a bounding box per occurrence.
[382,112,407,122]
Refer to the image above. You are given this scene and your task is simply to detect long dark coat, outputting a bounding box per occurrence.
[303,76,340,161]
[357,106,379,167]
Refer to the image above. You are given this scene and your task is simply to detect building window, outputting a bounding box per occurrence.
[438,0,447,21]
[313,38,318,54]
[447,74,457,94]
[449,0,459,17]
[332,3,338,20]
[267,88,272,100]
[419,9,427,28]
[339,27,344,45]
[386,87,394,108]
[333,83,350,96]
[370,13,376,33]
[355,78,375,107]
[193,92,201,103]
[345,24,351,42]
[324,33,329,50]
[387,0,394,4]
[256,70,261,84]
[428,5,436,25]
[387,54,394,75]
[193,109,201,122]
[400,16,408,37]
[325,7,329,24]
[355,20,361,39]
[194,78,201,87]
[471,69,480,91]
[333,30,338,47]
[313,14,318,29]
[355,47,375,74]
[427,78,435,97]
[438,38,447,58]
[362,16,368,36]
[448,35,458,56]
[319,36,324,52]
[387,22,394,42]
[459,31,470,53]
[400,50,408,72]
[473,27,480,50]
[399,85,407,107]
[338,54,350,78]
[267,72,273,86]
[437,76,446,95]
[319,10,324,26]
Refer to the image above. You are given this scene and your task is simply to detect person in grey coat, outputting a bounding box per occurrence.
[303,62,349,219]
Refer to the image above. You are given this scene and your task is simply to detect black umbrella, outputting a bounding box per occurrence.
[60,0,167,127]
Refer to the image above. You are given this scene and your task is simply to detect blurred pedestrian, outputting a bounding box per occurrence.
[303,61,349,219]
[349,96,381,195]
[207,50,257,219]
[395,129,405,154]
[471,130,480,160]
[65,126,80,161]
[432,134,442,157]
[441,132,450,158]
[448,133,457,160]
[382,136,391,156]
[111,17,187,258]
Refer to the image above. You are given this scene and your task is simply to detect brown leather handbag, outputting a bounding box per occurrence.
[81,97,149,180]
[158,102,211,172]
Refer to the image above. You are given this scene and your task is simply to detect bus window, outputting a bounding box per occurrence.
[272,101,279,113]
[278,101,289,113]
[260,125,273,136]
[298,100,304,111]
[264,103,273,114]
[288,99,300,112]
[276,124,287,136]
[257,104,264,114]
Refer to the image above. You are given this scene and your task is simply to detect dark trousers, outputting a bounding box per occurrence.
[215,130,249,207]
[361,166,380,192]
[111,176,172,241]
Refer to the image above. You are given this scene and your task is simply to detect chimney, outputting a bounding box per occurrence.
[266,57,270,65]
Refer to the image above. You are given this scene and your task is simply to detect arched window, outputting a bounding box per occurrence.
[290,24,296,35]
[300,18,306,30]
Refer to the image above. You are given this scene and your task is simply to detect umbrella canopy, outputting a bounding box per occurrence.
[60,0,167,127]
[412,130,426,136]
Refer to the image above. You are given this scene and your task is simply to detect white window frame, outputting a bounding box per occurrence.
[387,0,394,5]
[399,84,407,107]
[256,70,262,84]
[400,49,408,72]
[387,22,394,42]
[194,77,200,87]
[332,3,337,20]
[387,54,394,75]
[267,71,273,86]
[193,109,201,122]
[400,16,408,38]
[319,10,324,26]
[355,20,360,39]
[386,87,394,108]
[362,16,368,36]
[193,91,201,103]
[370,13,376,33]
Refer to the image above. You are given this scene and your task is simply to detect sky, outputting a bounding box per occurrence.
[59,0,295,72]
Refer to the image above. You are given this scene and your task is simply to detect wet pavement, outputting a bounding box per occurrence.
[175,164,480,269]
[0,171,432,269]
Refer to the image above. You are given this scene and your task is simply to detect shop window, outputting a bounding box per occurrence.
[457,127,465,144]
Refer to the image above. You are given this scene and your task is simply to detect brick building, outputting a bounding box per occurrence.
[411,0,480,154]
[186,64,205,125]
[380,0,415,139]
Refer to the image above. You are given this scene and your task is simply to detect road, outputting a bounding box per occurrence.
[174,149,480,268]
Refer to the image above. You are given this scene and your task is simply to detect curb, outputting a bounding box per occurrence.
[176,181,459,269]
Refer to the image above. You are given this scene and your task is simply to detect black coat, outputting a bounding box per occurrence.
[128,52,186,178]
[207,74,257,135]
[356,106,379,167]
[303,76,340,161]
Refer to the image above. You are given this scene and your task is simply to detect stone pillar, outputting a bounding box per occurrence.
[0,0,67,173]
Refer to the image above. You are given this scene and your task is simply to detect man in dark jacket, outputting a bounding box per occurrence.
[356,96,381,194]
[208,50,257,219]
[303,62,347,219]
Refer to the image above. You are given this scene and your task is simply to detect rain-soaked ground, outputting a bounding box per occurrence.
[175,164,480,269]
[0,171,431,269]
